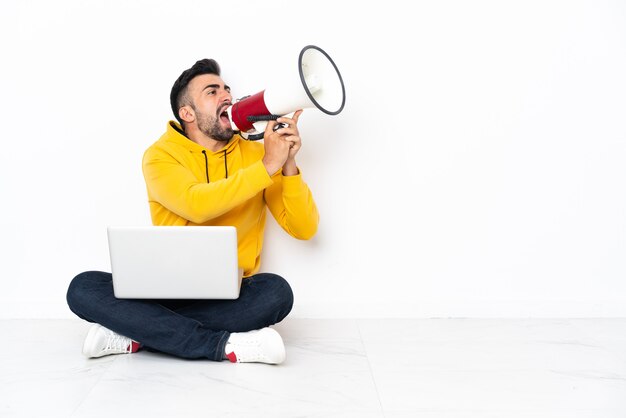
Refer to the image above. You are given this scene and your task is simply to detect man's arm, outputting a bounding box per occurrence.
[143,151,272,224]
[263,111,319,240]
[264,171,319,240]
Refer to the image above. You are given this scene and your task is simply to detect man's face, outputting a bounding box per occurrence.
[186,73,234,142]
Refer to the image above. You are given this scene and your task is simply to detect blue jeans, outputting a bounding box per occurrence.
[66,271,293,361]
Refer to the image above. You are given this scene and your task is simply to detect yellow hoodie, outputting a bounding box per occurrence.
[142,121,319,277]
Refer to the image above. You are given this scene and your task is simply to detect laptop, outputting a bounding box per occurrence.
[107,226,243,299]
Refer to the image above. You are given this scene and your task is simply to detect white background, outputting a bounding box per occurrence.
[1,0,625,319]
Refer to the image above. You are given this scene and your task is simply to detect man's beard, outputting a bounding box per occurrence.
[195,108,234,142]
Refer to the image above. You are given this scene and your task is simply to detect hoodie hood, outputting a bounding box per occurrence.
[164,121,240,156]
[163,121,240,183]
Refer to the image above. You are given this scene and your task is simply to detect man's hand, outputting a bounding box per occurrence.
[261,110,303,176]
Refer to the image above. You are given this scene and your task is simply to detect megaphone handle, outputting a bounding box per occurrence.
[247,114,280,123]
[245,132,265,141]
[241,114,291,140]
[243,122,282,141]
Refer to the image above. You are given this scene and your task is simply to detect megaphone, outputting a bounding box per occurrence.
[227,45,346,140]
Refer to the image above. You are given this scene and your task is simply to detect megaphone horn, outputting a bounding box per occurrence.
[228,45,346,139]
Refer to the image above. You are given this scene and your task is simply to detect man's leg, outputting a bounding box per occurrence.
[168,273,293,363]
[66,271,229,361]
[171,273,294,332]
[66,271,293,362]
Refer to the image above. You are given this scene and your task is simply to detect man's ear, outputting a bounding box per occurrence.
[179,106,195,124]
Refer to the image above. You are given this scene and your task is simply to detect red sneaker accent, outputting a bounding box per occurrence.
[128,341,141,353]
[226,351,237,363]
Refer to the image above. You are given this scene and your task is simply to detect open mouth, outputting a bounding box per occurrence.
[218,104,231,126]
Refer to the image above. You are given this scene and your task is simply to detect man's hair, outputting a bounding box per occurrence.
[170,59,221,127]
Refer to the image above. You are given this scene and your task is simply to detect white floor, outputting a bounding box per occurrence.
[2,318,626,418]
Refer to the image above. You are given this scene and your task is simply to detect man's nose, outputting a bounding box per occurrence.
[220,89,233,103]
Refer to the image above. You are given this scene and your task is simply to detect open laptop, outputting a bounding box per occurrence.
[107,226,243,299]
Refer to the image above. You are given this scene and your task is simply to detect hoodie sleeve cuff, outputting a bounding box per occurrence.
[279,168,308,197]
[248,160,274,189]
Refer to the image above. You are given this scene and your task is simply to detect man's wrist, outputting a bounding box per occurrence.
[282,159,298,176]
[262,157,281,176]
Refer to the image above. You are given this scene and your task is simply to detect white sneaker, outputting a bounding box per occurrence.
[225,327,286,364]
[82,324,139,358]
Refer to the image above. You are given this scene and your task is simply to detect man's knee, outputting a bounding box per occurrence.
[66,271,111,317]
[276,275,294,313]
[260,273,294,321]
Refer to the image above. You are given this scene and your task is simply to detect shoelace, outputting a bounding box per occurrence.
[227,337,264,362]
[232,347,264,362]
[104,330,131,353]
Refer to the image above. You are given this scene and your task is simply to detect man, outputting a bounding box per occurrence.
[66,58,319,364]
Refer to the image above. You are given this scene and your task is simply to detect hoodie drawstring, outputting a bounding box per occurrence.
[223,149,228,179]
[201,149,229,183]
[202,150,210,183]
